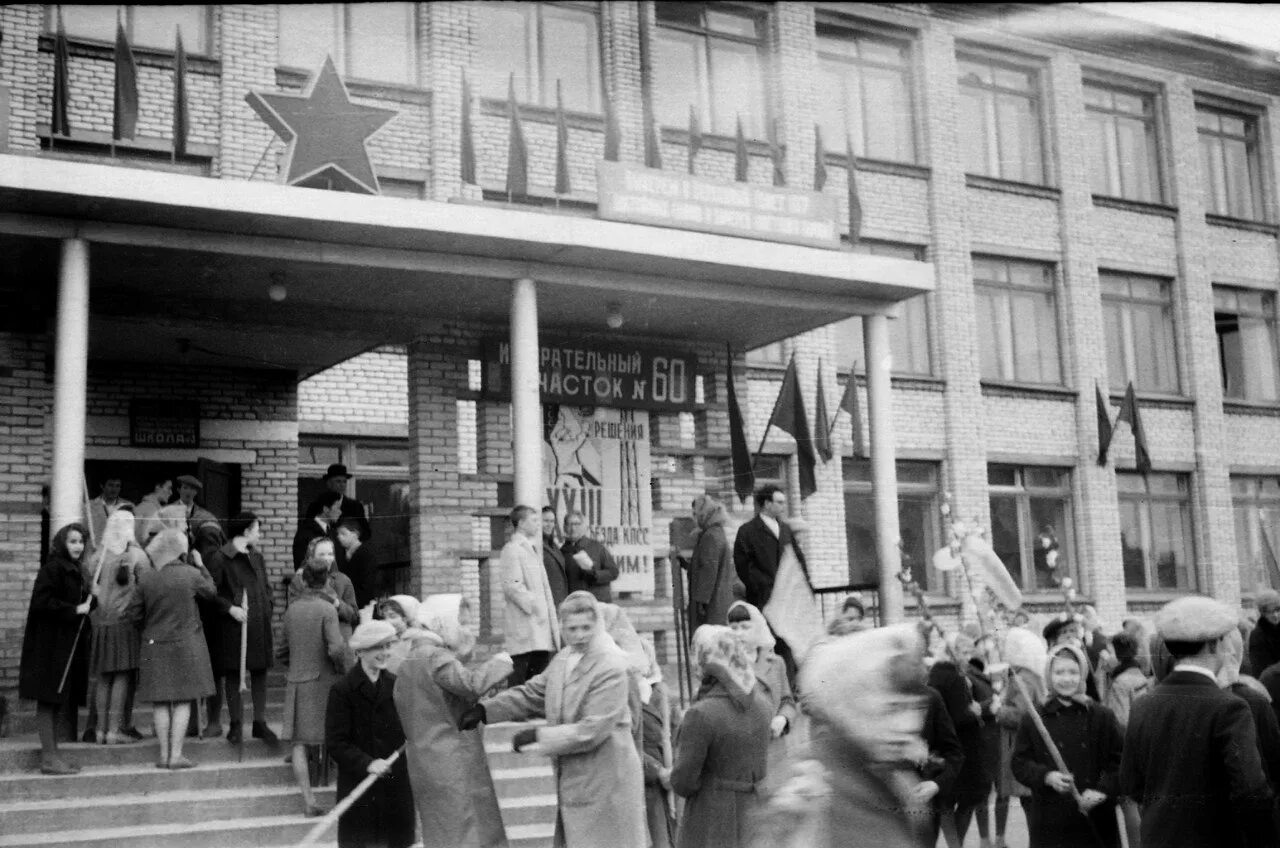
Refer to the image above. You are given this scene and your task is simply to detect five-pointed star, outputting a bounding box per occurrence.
[246,56,397,195]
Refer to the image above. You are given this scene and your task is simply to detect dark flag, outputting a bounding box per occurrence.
[602,85,621,162]
[636,0,661,169]
[838,369,865,459]
[814,359,832,462]
[460,72,476,185]
[172,28,189,158]
[770,119,785,187]
[1116,381,1152,474]
[1095,383,1114,466]
[113,18,139,141]
[846,135,862,244]
[726,350,754,504]
[761,356,818,499]
[505,73,528,197]
[734,115,749,182]
[1259,521,1280,591]
[554,79,570,195]
[51,8,71,137]
[814,123,827,191]
[687,104,701,175]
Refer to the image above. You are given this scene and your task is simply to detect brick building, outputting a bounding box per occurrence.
[2,1,1280,710]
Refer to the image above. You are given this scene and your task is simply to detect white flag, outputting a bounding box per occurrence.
[763,545,825,664]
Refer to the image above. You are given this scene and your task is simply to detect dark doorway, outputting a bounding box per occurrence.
[85,458,241,523]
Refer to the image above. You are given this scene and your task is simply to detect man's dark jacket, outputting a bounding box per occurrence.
[732,515,806,609]
[561,535,619,602]
[542,534,569,607]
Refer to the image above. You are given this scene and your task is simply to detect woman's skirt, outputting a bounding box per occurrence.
[138,635,215,703]
[90,620,140,675]
[283,676,337,744]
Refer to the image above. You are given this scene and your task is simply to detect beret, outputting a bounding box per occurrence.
[349,619,397,652]
[1155,595,1238,643]
[175,475,202,490]
[1255,590,1280,613]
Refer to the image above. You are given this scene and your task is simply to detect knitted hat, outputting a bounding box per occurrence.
[349,619,397,652]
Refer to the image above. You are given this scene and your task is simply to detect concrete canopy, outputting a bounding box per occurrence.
[0,155,933,376]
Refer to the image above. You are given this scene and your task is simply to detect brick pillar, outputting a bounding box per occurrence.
[0,5,43,152]
[426,0,473,201]
[217,4,279,181]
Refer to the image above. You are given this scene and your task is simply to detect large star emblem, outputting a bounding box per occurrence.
[245,56,397,195]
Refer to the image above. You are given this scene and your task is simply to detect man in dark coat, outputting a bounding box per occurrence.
[561,510,619,602]
[541,507,570,607]
[732,485,807,680]
[336,518,378,609]
[1121,595,1277,848]
[306,463,371,541]
[294,490,344,571]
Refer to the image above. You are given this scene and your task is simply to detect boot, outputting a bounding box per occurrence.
[202,722,224,739]
[226,722,243,745]
[252,721,279,745]
[39,757,79,776]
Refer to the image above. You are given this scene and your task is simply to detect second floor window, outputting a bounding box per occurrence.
[815,27,915,162]
[1198,104,1265,221]
[845,459,942,590]
[958,55,1045,184]
[54,5,209,54]
[833,242,932,376]
[278,3,418,85]
[1117,471,1195,591]
[1232,476,1280,597]
[654,3,767,137]
[474,2,601,112]
[1101,271,1180,394]
[974,256,1062,386]
[988,465,1074,593]
[1085,81,1163,203]
[1215,286,1280,403]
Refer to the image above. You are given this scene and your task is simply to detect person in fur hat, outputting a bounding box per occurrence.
[1011,644,1123,848]
[992,626,1049,848]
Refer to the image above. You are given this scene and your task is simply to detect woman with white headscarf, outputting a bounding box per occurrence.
[726,600,797,794]
[394,594,513,848]
[88,510,150,744]
[672,624,773,848]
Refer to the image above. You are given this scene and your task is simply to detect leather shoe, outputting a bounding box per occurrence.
[304,804,327,818]
[168,757,196,770]
[39,758,79,776]
[122,727,145,741]
[201,723,224,739]
[226,723,243,745]
[80,728,97,743]
[252,721,279,745]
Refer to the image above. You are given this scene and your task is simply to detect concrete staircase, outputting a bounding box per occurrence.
[0,683,556,848]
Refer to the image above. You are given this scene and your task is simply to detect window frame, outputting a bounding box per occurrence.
[276,3,420,87]
[1197,100,1267,222]
[653,1,770,138]
[814,22,918,164]
[1100,270,1182,395]
[1231,475,1280,597]
[472,1,603,113]
[47,4,214,56]
[829,241,933,377]
[1213,284,1280,403]
[843,458,943,591]
[973,255,1064,387]
[1083,77,1167,204]
[986,464,1075,593]
[1116,471,1196,591]
[956,49,1049,185]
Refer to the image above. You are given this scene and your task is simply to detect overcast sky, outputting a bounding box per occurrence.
[1084,2,1280,53]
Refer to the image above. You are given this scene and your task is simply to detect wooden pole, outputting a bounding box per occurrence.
[658,680,676,819]
[239,590,249,692]
[296,745,405,846]
[1009,673,1086,809]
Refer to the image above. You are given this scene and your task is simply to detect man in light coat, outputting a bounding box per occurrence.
[502,505,561,684]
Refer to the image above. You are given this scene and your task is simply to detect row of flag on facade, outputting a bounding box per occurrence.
[724,350,865,504]
[1095,381,1152,472]
[48,9,190,157]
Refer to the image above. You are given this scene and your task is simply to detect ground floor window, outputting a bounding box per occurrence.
[1117,471,1195,590]
[987,464,1073,592]
[1232,476,1280,595]
[844,459,941,590]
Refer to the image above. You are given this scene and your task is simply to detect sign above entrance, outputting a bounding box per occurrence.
[596,161,841,249]
[481,339,698,411]
[130,399,200,449]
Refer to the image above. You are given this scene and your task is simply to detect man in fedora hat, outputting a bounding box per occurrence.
[305,464,371,542]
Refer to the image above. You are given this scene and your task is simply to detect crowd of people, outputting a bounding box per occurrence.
[20,478,1280,848]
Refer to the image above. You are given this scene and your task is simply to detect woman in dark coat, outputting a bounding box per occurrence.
[671,624,772,848]
[1249,590,1280,678]
[326,619,415,848]
[684,496,739,632]
[19,523,93,774]
[930,633,994,847]
[205,511,275,744]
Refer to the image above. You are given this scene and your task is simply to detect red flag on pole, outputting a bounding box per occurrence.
[1116,381,1151,474]
[113,18,140,141]
[554,79,571,195]
[460,71,477,185]
[726,349,755,504]
[687,104,701,175]
[814,123,827,191]
[837,369,866,459]
[51,7,71,138]
[172,28,189,159]
[759,356,817,499]
[505,73,528,197]
[602,84,621,162]
[636,0,661,169]
[734,115,749,183]
[770,119,785,187]
[814,359,833,462]
[1095,383,1114,466]
[846,135,862,244]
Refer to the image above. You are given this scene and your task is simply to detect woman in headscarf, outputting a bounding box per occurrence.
[127,529,219,769]
[671,624,772,848]
[279,555,348,816]
[463,591,647,848]
[726,600,796,794]
[394,594,514,848]
[685,495,740,632]
[751,624,934,848]
[89,510,150,744]
[639,640,679,848]
[378,594,428,674]
[19,523,94,775]
[994,626,1050,848]
[326,619,415,848]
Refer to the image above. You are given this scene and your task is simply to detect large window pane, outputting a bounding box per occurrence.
[279,4,339,70]
[818,30,915,163]
[133,5,206,52]
[846,459,940,589]
[656,4,764,135]
[832,244,932,376]
[975,257,1061,385]
[959,55,1044,183]
[989,496,1022,588]
[709,40,761,135]
[347,3,413,84]
[61,5,124,41]
[474,4,530,99]
[1119,501,1146,587]
[544,7,600,111]
[1101,272,1180,393]
[654,31,703,129]
[988,465,1073,592]
[1198,104,1265,221]
[1086,82,1163,202]
[1117,472,1195,590]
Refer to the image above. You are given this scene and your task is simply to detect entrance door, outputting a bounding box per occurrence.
[197,457,240,521]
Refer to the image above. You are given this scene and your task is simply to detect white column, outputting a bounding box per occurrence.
[51,238,90,533]
[864,313,903,623]
[510,277,542,509]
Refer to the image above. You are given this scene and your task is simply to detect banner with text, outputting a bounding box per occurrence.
[543,406,653,596]
[483,339,698,411]
[596,161,841,249]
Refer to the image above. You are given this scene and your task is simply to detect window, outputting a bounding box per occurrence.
[844,459,941,590]
[298,437,412,570]
[1199,104,1265,220]
[1232,476,1280,596]
[957,54,1044,183]
[987,465,1074,592]
[832,242,932,376]
[52,5,210,54]
[278,4,417,85]
[1085,81,1163,203]
[654,3,767,137]
[474,2,601,112]
[1101,272,1180,394]
[974,256,1062,385]
[1117,472,1195,590]
[815,26,915,162]
[1215,286,1280,402]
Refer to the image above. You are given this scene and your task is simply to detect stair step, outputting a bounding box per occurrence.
[492,765,556,799]
[0,732,290,774]
[0,814,335,848]
[0,785,337,835]
[498,793,559,827]
[0,760,297,802]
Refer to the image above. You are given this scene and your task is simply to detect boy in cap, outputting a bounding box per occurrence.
[1120,595,1277,848]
